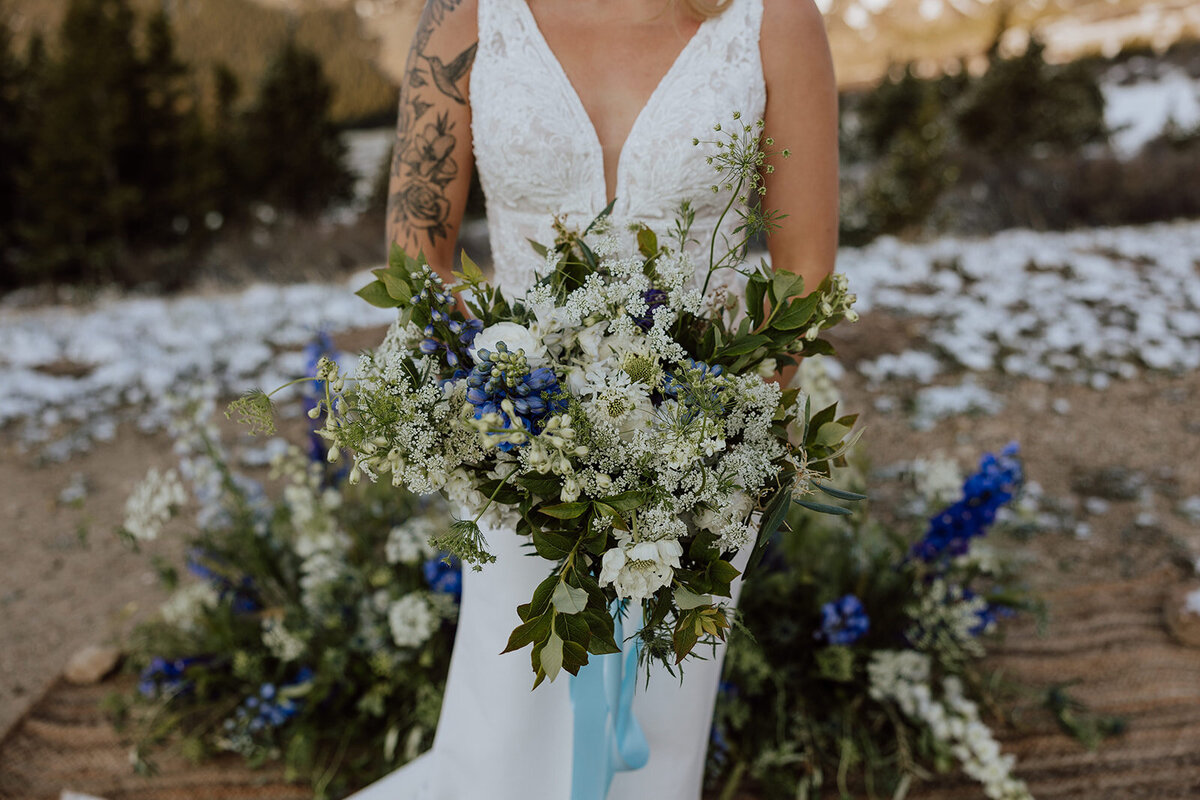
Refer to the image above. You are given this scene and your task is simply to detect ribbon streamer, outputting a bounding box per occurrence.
[569,604,650,800]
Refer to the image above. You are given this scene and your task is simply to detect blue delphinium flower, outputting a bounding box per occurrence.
[138,656,205,698]
[633,288,669,330]
[186,548,260,613]
[818,594,870,645]
[423,554,463,601]
[912,442,1022,563]
[465,342,566,448]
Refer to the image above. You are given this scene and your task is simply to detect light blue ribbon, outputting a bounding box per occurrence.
[568,604,650,800]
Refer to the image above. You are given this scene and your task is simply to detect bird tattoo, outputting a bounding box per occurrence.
[421,42,478,105]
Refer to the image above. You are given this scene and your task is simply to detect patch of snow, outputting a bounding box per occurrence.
[0,273,395,453]
[859,350,942,385]
[910,379,1004,431]
[842,221,1200,383]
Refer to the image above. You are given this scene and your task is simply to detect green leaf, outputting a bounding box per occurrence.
[527,575,559,618]
[539,630,564,681]
[517,474,561,498]
[538,501,591,520]
[582,609,621,655]
[708,559,741,590]
[636,226,658,258]
[533,530,575,561]
[388,243,413,272]
[561,640,590,675]
[771,294,819,330]
[746,277,767,326]
[718,334,772,357]
[794,498,852,516]
[813,481,868,502]
[551,582,589,615]
[355,280,398,309]
[376,271,413,304]
[672,613,700,664]
[674,585,712,610]
[598,490,645,513]
[772,269,806,301]
[527,238,549,257]
[814,421,852,447]
[502,611,552,654]
[459,250,484,281]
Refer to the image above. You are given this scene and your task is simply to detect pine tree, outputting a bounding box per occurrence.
[22,0,148,283]
[0,14,28,282]
[136,7,200,241]
[242,38,352,215]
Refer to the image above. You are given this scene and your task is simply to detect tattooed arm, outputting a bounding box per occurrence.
[387,0,479,283]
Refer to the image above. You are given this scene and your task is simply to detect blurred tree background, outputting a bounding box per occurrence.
[1,0,1198,291]
[0,0,356,289]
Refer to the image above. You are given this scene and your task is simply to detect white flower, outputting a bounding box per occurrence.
[386,517,440,565]
[123,467,187,541]
[388,593,439,649]
[262,618,306,662]
[160,581,218,631]
[470,322,548,368]
[599,536,683,600]
[755,358,778,379]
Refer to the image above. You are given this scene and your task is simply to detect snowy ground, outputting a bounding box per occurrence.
[0,276,394,461]
[3,219,1198,457]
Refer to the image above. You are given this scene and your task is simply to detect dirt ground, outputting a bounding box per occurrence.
[2,313,1199,743]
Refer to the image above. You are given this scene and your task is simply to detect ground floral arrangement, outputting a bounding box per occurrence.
[112,356,1076,800]
[112,373,460,798]
[231,116,859,685]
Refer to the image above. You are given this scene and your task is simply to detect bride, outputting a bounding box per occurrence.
[352,0,837,797]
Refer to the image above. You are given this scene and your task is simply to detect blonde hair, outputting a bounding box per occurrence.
[679,0,733,19]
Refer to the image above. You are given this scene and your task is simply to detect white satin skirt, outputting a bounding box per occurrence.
[348,519,752,800]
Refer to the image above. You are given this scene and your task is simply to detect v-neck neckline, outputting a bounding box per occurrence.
[517,1,716,210]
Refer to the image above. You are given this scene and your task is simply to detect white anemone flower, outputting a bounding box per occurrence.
[599,537,683,600]
[469,322,549,368]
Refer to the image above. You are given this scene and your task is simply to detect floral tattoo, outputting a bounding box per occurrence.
[390,1,476,251]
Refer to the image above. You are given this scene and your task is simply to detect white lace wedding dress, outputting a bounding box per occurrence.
[350,0,766,797]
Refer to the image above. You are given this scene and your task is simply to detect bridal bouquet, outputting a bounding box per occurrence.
[232,118,860,685]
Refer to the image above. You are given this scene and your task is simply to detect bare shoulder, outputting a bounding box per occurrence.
[759,0,833,79]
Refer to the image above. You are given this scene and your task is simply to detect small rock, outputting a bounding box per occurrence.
[1164,584,1200,648]
[1179,496,1200,524]
[1083,497,1111,516]
[1074,522,1093,541]
[1070,466,1145,501]
[63,645,121,685]
[1135,512,1159,529]
[1051,397,1071,415]
[58,472,89,506]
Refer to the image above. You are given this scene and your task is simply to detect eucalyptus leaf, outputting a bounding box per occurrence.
[540,630,565,681]
[674,585,712,610]
[551,582,589,615]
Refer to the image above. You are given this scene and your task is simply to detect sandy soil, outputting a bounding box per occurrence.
[2,314,1199,742]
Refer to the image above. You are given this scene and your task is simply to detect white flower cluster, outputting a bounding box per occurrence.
[388,593,439,649]
[122,466,187,541]
[868,651,1032,800]
[322,219,825,604]
[386,516,441,565]
[160,581,218,631]
[910,453,965,509]
[905,579,991,660]
[261,617,306,662]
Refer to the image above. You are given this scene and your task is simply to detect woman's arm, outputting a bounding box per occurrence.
[760,0,839,293]
[386,0,479,284]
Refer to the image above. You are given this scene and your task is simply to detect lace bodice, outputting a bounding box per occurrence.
[470,0,766,295]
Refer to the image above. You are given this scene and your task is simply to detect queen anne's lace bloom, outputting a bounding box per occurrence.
[123,467,187,541]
